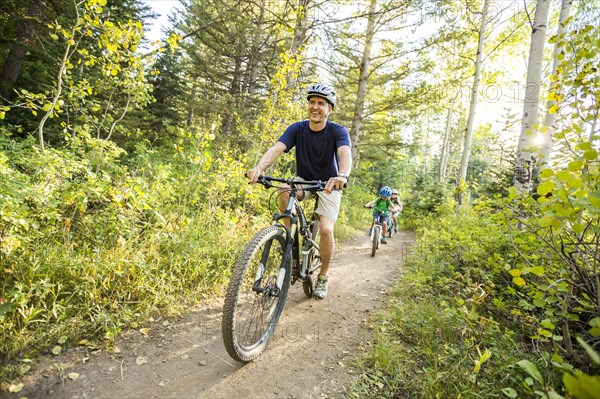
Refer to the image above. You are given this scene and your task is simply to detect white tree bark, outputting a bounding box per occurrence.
[514,0,551,194]
[349,0,378,166]
[539,0,573,168]
[457,0,490,205]
[439,100,454,182]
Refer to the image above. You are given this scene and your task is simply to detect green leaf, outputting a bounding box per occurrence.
[508,186,517,199]
[480,348,491,363]
[530,266,544,276]
[513,277,526,287]
[50,33,59,40]
[556,170,571,181]
[541,319,556,329]
[517,360,543,384]
[540,169,554,178]
[577,337,600,365]
[509,269,521,277]
[537,181,556,196]
[502,387,518,398]
[534,298,546,307]
[584,149,598,160]
[568,160,584,171]
[563,372,600,399]
[539,216,556,228]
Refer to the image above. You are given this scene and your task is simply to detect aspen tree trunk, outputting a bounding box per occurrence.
[539,0,573,168]
[514,0,551,194]
[349,0,378,167]
[439,100,454,182]
[457,0,490,206]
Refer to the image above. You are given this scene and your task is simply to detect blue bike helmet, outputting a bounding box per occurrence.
[379,186,392,197]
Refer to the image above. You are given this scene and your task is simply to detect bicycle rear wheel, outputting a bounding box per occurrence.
[302,219,322,298]
[371,226,380,257]
[222,225,290,362]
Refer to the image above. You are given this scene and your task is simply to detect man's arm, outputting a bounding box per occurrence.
[247,142,287,183]
[325,145,352,193]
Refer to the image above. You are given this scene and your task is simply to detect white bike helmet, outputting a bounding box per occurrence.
[306,83,336,109]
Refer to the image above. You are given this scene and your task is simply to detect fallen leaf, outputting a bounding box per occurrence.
[136,356,148,365]
[68,372,80,380]
[9,383,23,393]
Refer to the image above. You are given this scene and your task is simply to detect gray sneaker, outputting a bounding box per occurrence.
[313,274,328,300]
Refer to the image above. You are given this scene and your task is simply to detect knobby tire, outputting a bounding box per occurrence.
[371,226,380,257]
[222,225,291,362]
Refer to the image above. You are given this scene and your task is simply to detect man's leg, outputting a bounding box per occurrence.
[318,215,335,276]
[312,215,334,300]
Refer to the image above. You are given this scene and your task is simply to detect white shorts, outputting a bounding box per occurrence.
[299,177,343,222]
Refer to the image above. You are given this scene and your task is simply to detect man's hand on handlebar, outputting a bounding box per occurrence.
[324,176,347,194]
[247,167,261,184]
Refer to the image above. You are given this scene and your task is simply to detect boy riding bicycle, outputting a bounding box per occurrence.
[364,186,394,244]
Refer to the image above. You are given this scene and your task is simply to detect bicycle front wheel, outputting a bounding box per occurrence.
[222,225,291,362]
[371,226,380,257]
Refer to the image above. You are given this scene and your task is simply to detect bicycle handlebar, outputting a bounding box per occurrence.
[257,175,327,191]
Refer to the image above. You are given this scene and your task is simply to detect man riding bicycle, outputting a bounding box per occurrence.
[247,83,352,300]
[365,186,394,244]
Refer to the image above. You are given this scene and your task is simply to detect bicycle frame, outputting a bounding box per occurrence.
[258,176,323,290]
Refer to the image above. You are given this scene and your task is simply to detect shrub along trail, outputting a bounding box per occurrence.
[3,231,414,399]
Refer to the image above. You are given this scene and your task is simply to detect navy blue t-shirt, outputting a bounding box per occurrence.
[278,120,351,181]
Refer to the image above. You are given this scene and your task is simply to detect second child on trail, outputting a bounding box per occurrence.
[365,186,395,245]
[390,189,403,233]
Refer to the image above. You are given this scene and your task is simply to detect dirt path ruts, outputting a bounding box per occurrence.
[2,231,414,399]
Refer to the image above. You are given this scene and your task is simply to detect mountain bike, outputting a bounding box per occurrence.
[387,214,397,238]
[366,206,386,257]
[222,175,325,362]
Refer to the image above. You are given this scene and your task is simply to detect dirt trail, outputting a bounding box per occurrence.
[2,231,414,399]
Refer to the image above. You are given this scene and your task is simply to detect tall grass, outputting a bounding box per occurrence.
[346,202,572,398]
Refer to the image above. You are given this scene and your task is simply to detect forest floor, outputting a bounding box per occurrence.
[2,230,415,399]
